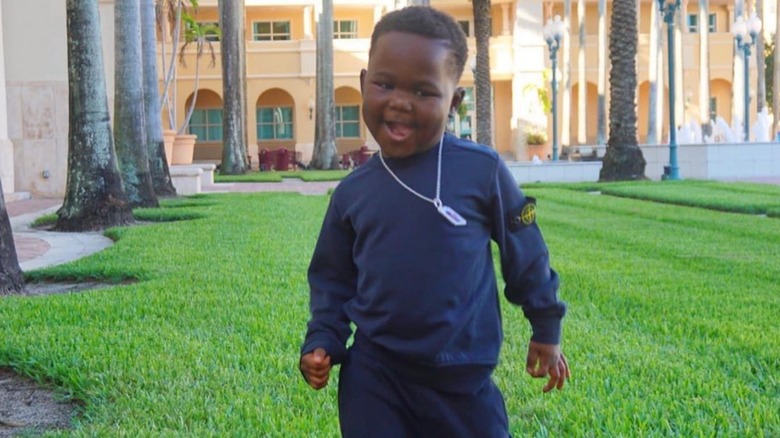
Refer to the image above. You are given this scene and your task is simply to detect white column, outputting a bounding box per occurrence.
[597,0,607,144]
[501,3,511,36]
[647,1,660,144]
[656,4,666,142]
[0,1,14,194]
[675,0,686,126]
[511,0,546,158]
[304,6,313,40]
[730,4,745,130]
[577,0,586,144]
[699,0,711,128]
[561,1,571,148]
[374,5,384,24]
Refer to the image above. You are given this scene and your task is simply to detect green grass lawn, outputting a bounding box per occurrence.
[2,182,779,436]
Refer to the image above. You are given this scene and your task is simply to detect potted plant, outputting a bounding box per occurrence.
[156,0,219,165]
[524,125,548,160]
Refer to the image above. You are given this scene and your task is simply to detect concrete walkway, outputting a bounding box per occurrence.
[6,179,340,271]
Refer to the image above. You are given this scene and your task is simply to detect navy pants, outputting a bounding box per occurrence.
[338,348,510,438]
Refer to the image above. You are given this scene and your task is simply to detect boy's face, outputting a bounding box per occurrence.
[360,31,464,159]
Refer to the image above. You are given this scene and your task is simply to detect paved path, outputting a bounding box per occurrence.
[6,179,340,271]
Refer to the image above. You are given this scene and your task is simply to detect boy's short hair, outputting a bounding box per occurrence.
[369,6,469,81]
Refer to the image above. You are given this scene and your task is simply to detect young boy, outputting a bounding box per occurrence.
[300,6,569,437]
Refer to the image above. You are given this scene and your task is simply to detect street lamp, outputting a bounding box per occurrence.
[543,15,564,161]
[658,0,681,180]
[733,13,762,142]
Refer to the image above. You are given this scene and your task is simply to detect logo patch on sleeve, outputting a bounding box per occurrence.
[509,197,536,231]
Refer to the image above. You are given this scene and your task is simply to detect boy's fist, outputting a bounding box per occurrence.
[300,348,332,389]
[526,341,570,393]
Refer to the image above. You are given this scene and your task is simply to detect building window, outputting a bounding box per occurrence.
[333,20,358,39]
[189,109,223,141]
[457,20,471,37]
[253,21,291,41]
[257,107,293,140]
[688,13,717,33]
[709,97,718,122]
[336,105,360,138]
[687,14,698,33]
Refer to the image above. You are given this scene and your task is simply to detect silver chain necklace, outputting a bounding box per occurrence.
[378,136,467,226]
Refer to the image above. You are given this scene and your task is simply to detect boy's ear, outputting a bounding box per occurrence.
[360,69,368,95]
[450,87,466,115]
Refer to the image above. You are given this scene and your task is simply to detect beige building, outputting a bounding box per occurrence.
[1,0,775,198]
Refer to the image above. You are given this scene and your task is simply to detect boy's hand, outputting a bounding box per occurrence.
[300,348,332,390]
[526,341,570,393]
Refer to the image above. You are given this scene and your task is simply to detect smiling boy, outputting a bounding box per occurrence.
[300,6,569,437]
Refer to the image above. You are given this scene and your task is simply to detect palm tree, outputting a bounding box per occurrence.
[58,0,134,231]
[142,0,177,196]
[472,0,493,147]
[599,0,646,181]
[310,0,339,170]
[115,0,159,208]
[0,182,24,295]
[219,0,249,174]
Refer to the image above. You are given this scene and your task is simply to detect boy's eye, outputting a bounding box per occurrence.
[414,89,437,97]
[374,82,393,90]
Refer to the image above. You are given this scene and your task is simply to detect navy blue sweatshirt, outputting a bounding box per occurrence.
[301,134,566,393]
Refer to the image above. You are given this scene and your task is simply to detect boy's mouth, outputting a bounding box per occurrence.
[384,121,413,141]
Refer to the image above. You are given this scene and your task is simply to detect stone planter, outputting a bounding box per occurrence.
[171,134,197,165]
[526,143,549,161]
[163,129,176,166]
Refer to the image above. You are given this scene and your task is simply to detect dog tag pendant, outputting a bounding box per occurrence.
[437,205,467,226]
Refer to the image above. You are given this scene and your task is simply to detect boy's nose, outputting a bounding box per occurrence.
[388,96,412,112]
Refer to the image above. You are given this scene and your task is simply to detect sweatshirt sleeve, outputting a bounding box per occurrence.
[490,159,566,344]
[300,195,357,364]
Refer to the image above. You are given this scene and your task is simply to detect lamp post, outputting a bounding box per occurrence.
[733,13,762,142]
[658,0,681,180]
[543,15,564,161]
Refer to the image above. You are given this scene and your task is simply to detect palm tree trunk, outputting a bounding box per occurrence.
[59,0,134,231]
[699,0,711,136]
[0,181,25,295]
[115,0,159,208]
[311,0,338,169]
[561,0,571,149]
[219,0,249,174]
[473,0,494,147]
[597,0,607,145]
[647,1,659,145]
[142,0,177,197]
[599,0,646,181]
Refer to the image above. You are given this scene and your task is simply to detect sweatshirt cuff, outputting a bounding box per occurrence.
[529,317,563,345]
[300,334,348,365]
